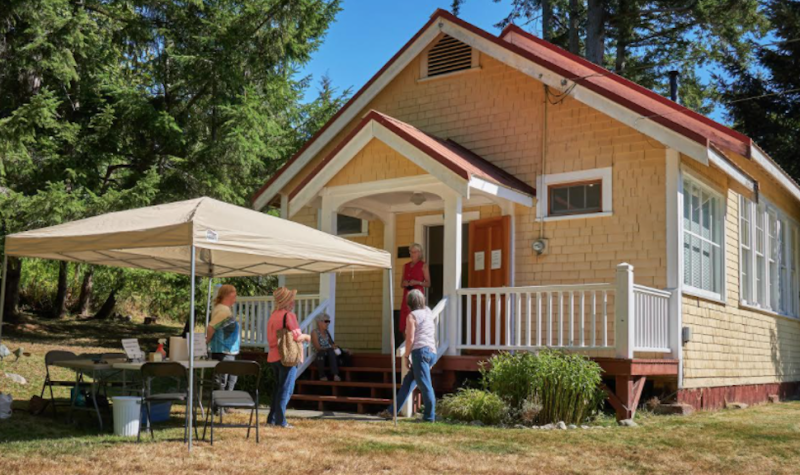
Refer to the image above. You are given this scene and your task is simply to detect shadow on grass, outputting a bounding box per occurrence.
[4,313,182,351]
[0,407,199,448]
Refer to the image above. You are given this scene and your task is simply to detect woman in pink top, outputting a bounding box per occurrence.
[266,287,311,428]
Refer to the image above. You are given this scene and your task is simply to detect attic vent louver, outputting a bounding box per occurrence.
[426,35,474,77]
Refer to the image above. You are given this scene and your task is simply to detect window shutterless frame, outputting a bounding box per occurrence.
[547,180,603,217]
[681,173,725,299]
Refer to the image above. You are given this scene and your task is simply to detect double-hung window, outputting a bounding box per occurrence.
[682,176,724,298]
[739,196,800,317]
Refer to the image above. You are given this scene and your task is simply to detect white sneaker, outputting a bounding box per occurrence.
[333,375,341,382]
[320,376,328,382]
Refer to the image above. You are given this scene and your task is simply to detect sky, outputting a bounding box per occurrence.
[300,0,515,100]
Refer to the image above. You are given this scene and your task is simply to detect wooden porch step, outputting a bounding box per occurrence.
[291,394,391,404]
[290,394,391,414]
[296,380,395,389]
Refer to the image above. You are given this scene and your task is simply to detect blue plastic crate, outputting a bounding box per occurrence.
[140,401,173,424]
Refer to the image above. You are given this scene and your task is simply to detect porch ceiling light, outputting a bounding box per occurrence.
[410,192,427,206]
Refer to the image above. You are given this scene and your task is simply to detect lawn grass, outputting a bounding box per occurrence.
[2,316,800,474]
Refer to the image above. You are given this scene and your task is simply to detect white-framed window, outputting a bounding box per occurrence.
[336,214,368,237]
[536,167,612,221]
[682,175,724,298]
[739,196,800,317]
[739,195,753,303]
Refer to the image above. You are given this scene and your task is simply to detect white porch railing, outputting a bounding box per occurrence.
[632,285,672,352]
[457,284,615,351]
[454,263,677,358]
[233,294,321,348]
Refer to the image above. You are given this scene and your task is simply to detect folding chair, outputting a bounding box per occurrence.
[137,362,198,442]
[202,360,261,445]
[40,350,83,416]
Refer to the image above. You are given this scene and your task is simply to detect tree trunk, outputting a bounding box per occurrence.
[93,289,117,320]
[2,257,22,324]
[75,267,93,316]
[615,0,633,72]
[586,0,606,65]
[542,0,552,41]
[569,0,579,54]
[53,261,69,318]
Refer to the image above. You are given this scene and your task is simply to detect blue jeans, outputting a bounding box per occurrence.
[267,361,297,427]
[386,347,436,422]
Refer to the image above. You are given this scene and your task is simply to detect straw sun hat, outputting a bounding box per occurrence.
[273,287,297,310]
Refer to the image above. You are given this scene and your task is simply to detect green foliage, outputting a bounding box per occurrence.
[720,0,800,179]
[0,0,347,319]
[481,351,606,425]
[439,388,510,425]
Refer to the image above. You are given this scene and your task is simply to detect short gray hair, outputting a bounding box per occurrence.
[406,289,426,311]
[409,243,424,258]
[316,313,330,324]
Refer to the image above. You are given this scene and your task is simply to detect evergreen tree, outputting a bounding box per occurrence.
[720,0,800,178]
[0,0,347,319]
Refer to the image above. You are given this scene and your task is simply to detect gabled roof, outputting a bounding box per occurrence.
[253,9,798,209]
[288,110,535,216]
[292,110,536,199]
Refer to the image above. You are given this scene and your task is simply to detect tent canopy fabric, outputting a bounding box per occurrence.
[4,197,392,277]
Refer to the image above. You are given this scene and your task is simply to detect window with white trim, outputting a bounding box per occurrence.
[336,214,368,237]
[536,167,612,221]
[739,196,800,317]
[682,176,723,296]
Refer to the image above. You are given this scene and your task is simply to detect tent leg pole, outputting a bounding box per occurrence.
[204,278,213,329]
[0,255,7,347]
[388,269,397,427]
[188,245,196,452]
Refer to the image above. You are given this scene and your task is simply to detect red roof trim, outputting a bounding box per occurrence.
[251,13,442,206]
[288,110,536,201]
[499,24,751,147]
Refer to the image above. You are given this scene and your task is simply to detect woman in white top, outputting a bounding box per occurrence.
[379,289,436,422]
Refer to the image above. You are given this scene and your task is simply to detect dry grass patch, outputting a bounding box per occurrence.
[2,324,800,474]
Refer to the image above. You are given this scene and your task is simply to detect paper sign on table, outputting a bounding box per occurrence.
[121,339,144,361]
[187,332,207,358]
[491,249,502,270]
[474,251,485,271]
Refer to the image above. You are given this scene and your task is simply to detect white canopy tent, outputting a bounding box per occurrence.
[0,197,399,449]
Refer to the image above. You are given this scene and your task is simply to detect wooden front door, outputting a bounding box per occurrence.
[467,215,511,347]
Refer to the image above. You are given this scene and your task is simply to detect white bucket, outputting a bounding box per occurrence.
[112,396,141,437]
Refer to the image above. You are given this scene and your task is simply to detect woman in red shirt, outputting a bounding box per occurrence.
[266,287,311,428]
[400,243,431,334]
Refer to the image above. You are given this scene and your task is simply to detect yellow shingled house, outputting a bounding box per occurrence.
[238,10,800,419]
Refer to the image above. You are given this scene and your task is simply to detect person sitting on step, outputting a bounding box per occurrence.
[311,313,342,382]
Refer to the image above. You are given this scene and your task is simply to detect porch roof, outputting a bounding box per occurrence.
[289,110,535,213]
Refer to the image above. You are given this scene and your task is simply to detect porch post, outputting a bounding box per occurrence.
[278,193,289,288]
[319,194,337,337]
[615,263,635,359]
[443,192,463,355]
[382,213,396,354]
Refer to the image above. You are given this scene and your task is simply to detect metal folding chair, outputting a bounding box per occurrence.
[202,360,261,445]
[40,350,83,416]
[137,362,198,442]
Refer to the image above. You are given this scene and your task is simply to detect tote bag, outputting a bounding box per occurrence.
[276,311,303,367]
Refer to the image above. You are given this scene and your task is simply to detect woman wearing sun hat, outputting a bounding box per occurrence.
[266,286,311,428]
